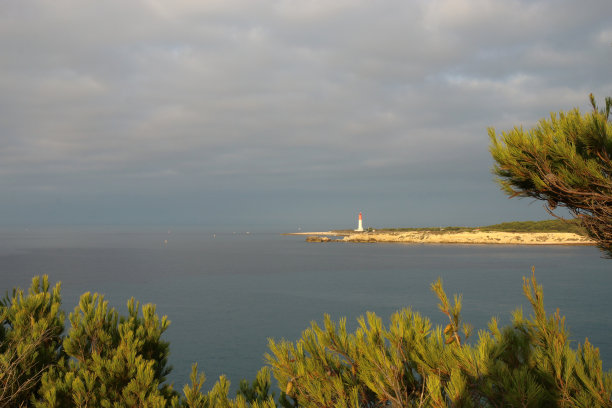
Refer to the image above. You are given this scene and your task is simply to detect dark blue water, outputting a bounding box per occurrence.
[0,226,610,392]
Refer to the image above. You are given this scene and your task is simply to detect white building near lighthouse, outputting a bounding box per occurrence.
[355,212,364,232]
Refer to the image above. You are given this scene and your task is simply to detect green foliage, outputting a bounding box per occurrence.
[380,219,587,234]
[35,292,174,407]
[479,219,586,234]
[267,270,612,407]
[0,275,277,408]
[169,364,277,408]
[237,367,275,405]
[489,94,612,256]
[0,276,64,407]
[2,274,612,407]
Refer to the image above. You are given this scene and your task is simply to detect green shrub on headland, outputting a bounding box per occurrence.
[2,274,611,407]
[479,219,586,234]
[382,219,587,235]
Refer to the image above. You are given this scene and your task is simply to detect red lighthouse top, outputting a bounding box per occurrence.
[359,212,362,220]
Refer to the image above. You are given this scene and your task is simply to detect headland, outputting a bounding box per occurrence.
[284,220,595,246]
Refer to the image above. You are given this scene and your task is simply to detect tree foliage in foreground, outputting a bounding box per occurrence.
[0,276,64,407]
[268,271,612,407]
[489,94,612,257]
[0,276,275,408]
[2,274,612,407]
[35,291,174,407]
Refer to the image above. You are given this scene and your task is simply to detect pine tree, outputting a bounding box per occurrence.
[266,270,612,407]
[35,292,174,407]
[0,275,278,408]
[3,274,611,407]
[169,364,277,408]
[489,94,612,257]
[0,276,64,407]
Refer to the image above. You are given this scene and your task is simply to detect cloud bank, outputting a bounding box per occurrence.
[1,0,611,228]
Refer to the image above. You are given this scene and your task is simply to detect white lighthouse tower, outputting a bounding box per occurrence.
[355,212,364,232]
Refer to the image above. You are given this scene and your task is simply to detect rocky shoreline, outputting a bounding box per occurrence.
[291,230,594,246]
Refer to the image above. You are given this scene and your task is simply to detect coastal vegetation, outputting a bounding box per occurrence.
[0,276,277,408]
[375,219,587,235]
[2,273,612,407]
[490,94,612,257]
[479,219,586,234]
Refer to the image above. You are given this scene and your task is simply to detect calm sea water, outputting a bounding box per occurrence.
[0,226,610,392]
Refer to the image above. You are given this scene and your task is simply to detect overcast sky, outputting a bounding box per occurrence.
[1,0,611,230]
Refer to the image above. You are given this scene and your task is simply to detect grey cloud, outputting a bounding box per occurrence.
[1,0,611,226]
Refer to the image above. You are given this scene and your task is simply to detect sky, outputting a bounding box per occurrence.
[1,0,611,231]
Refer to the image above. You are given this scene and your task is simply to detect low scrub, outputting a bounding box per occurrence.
[480,219,586,234]
[381,219,586,235]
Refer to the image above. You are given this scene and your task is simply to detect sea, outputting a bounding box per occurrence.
[0,226,610,393]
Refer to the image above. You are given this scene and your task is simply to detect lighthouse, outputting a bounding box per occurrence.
[355,212,364,232]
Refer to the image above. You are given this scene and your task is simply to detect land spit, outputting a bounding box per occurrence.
[285,230,594,246]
